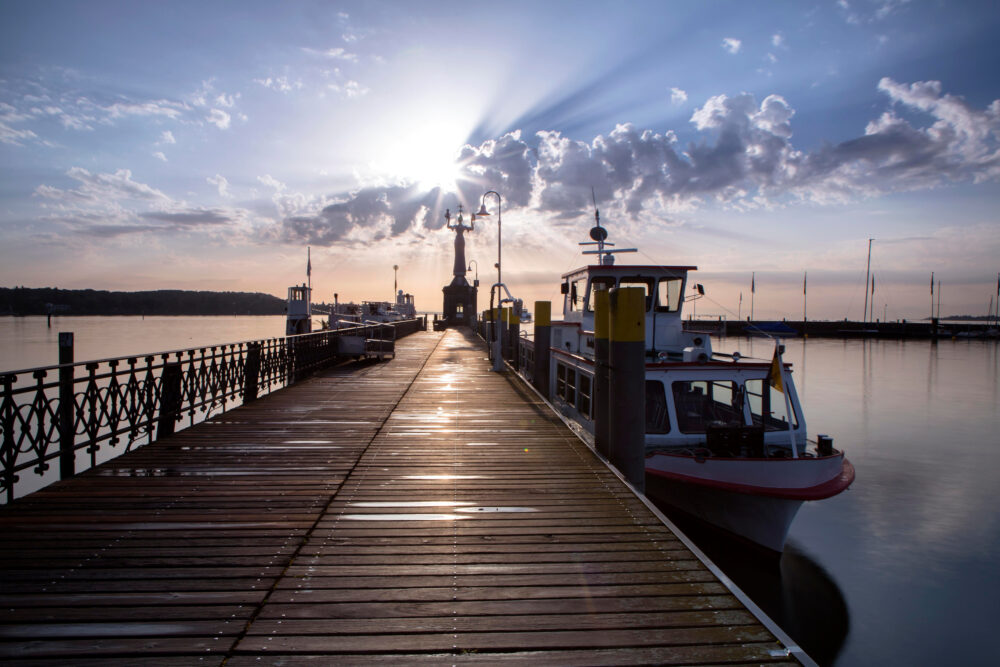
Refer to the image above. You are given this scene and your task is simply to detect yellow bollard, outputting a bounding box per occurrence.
[609,287,646,492]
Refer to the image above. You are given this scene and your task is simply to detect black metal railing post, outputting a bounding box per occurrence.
[2,374,16,503]
[58,332,75,480]
[156,361,183,440]
[244,342,261,402]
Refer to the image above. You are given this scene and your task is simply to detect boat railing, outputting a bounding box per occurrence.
[0,318,425,503]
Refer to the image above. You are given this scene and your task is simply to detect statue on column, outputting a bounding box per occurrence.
[440,205,478,327]
[445,205,474,287]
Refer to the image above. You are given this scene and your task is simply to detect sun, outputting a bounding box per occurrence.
[371,115,468,193]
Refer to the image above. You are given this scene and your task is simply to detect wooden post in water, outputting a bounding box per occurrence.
[58,332,75,480]
[609,287,645,492]
[156,361,183,440]
[593,288,611,459]
[533,301,551,398]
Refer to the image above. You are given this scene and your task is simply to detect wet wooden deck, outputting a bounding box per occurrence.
[0,328,803,665]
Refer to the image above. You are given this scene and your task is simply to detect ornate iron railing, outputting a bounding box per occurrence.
[0,318,425,502]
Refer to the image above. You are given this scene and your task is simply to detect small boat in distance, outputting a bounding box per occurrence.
[329,290,416,329]
[535,220,855,551]
[286,283,312,335]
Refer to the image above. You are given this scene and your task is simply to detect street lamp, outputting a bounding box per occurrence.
[477,191,503,371]
[467,259,478,286]
[393,264,398,302]
[477,191,501,288]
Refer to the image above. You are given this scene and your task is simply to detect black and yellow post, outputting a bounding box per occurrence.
[533,301,551,397]
[609,287,646,492]
[593,288,611,459]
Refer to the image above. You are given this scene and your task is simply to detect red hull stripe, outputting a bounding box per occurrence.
[646,458,855,500]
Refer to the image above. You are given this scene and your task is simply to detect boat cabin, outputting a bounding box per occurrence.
[286,284,312,335]
[555,264,710,360]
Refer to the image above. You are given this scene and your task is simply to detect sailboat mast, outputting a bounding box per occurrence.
[863,238,873,326]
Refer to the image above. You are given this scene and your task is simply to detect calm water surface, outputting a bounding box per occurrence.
[0,315,288,370]
[699,335,1000,666]
[2,317,998,664]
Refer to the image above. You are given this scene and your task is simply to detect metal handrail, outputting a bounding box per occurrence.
[1,318,425,503]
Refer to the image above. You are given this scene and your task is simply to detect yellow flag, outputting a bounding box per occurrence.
[768,346,784,393]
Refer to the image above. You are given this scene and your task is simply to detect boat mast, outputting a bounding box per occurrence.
[863,238,873,326]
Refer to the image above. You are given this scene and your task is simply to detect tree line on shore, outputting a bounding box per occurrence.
[1,287,287,316]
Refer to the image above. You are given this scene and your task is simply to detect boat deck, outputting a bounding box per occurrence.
[0,328,803,665]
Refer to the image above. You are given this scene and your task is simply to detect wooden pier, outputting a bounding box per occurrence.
[0,329,805,665]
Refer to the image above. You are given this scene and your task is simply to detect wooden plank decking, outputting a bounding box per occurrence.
[0,328,802,665]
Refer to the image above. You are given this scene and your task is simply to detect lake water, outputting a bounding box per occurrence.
[0,315,289,370]
[1,316,998,665]
[698,335,1000,666]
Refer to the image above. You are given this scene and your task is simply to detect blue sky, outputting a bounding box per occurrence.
[2,0,998,320]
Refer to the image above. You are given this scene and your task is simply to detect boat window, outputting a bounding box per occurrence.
[556,362,577,407]
[671,380,745,434]
[578,373,592,419]
[645,380,671,434]
[655,277,684,313]
[619,276,655,312]
[569,279,585,311]
[745,379,799,430]
[585,277,617,312]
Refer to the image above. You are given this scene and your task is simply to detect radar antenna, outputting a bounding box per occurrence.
[578,187,635,265]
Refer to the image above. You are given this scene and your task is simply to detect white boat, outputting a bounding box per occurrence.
[536,222,854,551]
[329,290,416,329]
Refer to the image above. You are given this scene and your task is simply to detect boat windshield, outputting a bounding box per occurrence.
[619,276,655,312]
[745,379,799,430]
[584,277,617,312]
[655,277,683,313]
[671,380,745,433]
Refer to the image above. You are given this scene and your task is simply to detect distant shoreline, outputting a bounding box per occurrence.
[1,287,286,317]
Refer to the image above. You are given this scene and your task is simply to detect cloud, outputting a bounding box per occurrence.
[139,209,232,226]
[56,167,170,201]
[258,174,286,192]
[772,33,784,47]
[670,87,688,105]
[281,184,455,245]
[160,130,176,144]
[328,80,369,98]
[254,76,301,92]
[152,151,167,161]
[208,174,231,198]
[0,120,41,145]
[722,38,742,54]
[274,79,1000,245]
[105,99,187,120]
[207,109,231,129]
[303,47,359,62]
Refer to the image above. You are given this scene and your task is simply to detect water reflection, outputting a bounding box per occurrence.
[705,336,1000,665]
[652,499,849,666]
